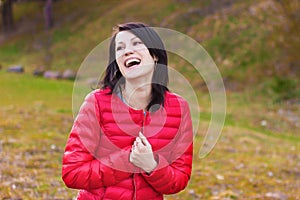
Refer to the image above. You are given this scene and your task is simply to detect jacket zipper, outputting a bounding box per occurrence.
[133,173,136,200]
[141,110,146,134]
[133,111,147,200]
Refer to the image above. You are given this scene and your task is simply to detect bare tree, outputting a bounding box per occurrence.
[1,0,14,33]
[44,0,53,29]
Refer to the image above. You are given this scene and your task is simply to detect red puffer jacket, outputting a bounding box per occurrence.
[62,88,193,200]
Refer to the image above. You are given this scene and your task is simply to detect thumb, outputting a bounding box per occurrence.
[139,132,150,146]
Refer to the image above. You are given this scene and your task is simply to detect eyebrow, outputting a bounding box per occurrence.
[116,36,139,44]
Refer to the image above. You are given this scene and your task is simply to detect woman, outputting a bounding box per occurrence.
[62,22,193,200]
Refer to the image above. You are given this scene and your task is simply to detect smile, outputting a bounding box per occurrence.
[124,57,141,68]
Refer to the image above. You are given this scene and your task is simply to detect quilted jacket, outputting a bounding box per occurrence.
[62,88,193,200]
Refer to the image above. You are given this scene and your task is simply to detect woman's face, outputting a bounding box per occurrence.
[115,31,156,82]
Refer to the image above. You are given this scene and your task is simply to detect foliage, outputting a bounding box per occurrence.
[270,76,300,102]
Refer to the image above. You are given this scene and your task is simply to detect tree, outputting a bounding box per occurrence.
[44,0,53,29]
[0,0,14,33]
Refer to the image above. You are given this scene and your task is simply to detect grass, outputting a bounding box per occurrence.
[0,70,299,199]
[0,71,76,199]
[0,71,73,108]
[13,1,44,22]
[167,125,300,199]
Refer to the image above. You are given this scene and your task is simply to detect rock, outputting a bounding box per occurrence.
[43,70,61,79]
[11,184,17,190]
[216,174,225,180]
[260,120,267,127]
[265,192,288,200]
[33,66,46,76]
[267,171,274,177]
[188,189,200,199]
[7,65,24,73]
[62,69,76,80]
[50,144,56,150]
[235,163,245,170]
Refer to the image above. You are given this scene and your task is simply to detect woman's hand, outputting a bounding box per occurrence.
[129,132,157,173]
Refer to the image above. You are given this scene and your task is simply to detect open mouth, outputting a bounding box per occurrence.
[124,58,141,68]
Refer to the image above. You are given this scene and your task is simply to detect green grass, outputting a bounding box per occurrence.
[0,71,73,108]
[0,41,25,65]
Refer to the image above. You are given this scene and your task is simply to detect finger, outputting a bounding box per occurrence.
[133,143,139,150]
[129,152,133,162]
[137,146,149,154]
[139,132,145,138]
[136,137,141,144]
[139,132,150,146]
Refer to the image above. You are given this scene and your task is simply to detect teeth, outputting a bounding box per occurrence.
[125,58,141,67]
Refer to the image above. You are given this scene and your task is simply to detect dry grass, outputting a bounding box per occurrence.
[0,72,299,199]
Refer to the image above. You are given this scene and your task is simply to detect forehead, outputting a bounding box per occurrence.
[115,31,139,43]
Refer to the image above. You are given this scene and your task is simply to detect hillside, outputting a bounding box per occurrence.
[0,0,299,99]
[0,0,299,199]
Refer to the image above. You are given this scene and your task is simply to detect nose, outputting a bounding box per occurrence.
[124,45,134,56]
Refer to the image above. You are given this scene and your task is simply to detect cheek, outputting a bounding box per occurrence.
[139,50,153,62]
[145,55,155,65]
[116,56,123,68]
[115,51,122,60]
[116,60,127,76]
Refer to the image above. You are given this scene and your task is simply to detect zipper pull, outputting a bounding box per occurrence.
[141,110,146,134]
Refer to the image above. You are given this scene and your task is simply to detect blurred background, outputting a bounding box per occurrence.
[0,0,299,199]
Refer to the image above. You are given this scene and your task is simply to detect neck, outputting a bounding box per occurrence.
[123,80,152,110]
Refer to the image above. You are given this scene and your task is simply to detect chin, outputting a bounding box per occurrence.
[124,73,146,80]
[124,71,153,81]
[123,66,152,78]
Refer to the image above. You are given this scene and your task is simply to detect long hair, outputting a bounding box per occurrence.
[101,22,169,111]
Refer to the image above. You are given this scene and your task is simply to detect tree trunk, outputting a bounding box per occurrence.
[44,0,53,29]
[1,0,14,33]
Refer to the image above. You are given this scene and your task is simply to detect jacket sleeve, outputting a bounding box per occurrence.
[142,100,193,194]
[62,91,132,190]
